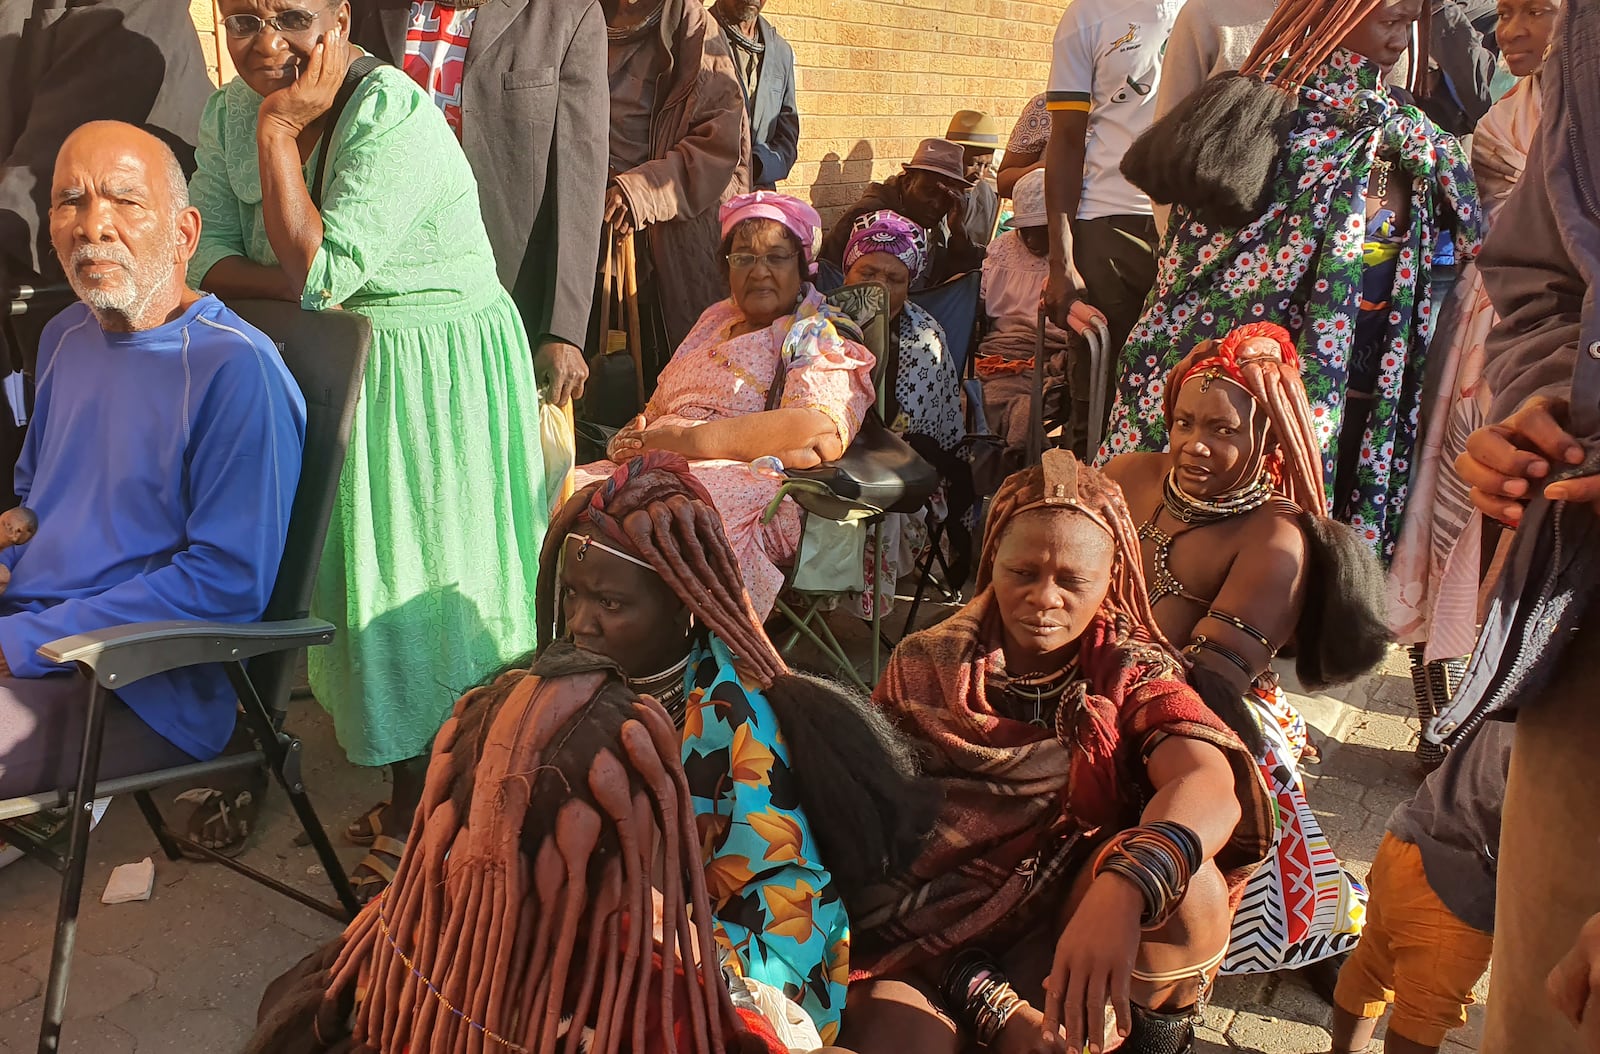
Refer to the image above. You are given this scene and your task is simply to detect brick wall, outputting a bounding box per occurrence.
[187,1,1062,223]
[764,0,1061,225]
[189,0,234,85]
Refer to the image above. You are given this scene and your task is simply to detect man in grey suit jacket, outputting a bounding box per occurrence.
[710,0,799,191]
[353,0,609,406]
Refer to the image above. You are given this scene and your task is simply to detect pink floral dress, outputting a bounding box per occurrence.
[578,292,875,618]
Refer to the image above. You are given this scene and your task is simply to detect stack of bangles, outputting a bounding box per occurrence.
[1094,821,1205,930]
[941,948,1024,1047]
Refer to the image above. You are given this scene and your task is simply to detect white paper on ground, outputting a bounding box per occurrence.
[101,857,155,904]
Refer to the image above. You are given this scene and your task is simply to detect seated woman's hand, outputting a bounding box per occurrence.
[1042,872,1143,1054]
[607,415,650,462]
[257,28,351,138]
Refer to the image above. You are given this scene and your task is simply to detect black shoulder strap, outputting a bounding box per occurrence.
[310,54,384,209]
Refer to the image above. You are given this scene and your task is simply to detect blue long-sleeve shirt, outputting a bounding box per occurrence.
[0,295,307,760]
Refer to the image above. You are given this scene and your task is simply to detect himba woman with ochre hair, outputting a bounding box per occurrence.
[537,452,936,1045]
[842,451,1274,1054]
[243,646,798,1054]
[1106,322,1391,986]
[1103,0,1483,566]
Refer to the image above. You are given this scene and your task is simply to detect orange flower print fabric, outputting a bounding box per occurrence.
[679,634,849,1042]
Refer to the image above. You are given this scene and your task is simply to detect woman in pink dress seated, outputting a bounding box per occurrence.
[582,192,876,618]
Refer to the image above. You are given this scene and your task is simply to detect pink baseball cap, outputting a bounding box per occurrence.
[719,191,823,274]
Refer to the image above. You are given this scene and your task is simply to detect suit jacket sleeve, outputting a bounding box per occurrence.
[612,35,747,227]
[1480,130,1584,421]
[545,1,610,348]
[0,1,210,285]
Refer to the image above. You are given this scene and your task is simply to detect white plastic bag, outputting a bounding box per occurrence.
[541,401,576,515]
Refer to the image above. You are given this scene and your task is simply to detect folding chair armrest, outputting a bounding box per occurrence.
[39,618,335,690]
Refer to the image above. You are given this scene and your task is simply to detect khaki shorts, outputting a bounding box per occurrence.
[1332,832,1494,1047]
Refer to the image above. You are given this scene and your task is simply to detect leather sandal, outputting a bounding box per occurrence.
[350,834,406,905]
[344,800,390,847]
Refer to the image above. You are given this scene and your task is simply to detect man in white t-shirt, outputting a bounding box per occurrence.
[1041,0,1185,457]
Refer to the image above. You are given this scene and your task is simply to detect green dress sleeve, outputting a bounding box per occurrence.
[300,71,465,311]
[186,88,249,289]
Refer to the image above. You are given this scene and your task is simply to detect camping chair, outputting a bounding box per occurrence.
[763,283,938,690]
[0,299,368,1052]
[897,271,984,636]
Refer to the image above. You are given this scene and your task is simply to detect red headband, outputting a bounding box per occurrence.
[1178,322,1299,393]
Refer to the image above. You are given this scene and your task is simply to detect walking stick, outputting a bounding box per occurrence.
[621,231,646,410]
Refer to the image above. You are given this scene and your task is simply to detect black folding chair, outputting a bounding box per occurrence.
[0,299,369,1053]
[764,283,938,688]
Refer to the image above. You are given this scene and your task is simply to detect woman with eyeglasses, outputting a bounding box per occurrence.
[185,0,552,900]
[588,191,875,620]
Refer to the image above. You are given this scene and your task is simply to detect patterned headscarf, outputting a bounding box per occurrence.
[843,210,929,285]
[720,191,824,275]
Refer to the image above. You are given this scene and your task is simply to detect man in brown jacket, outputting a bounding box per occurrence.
[601,0,748,389]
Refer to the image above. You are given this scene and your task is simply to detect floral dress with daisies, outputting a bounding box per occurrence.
[1097,49,1481,560]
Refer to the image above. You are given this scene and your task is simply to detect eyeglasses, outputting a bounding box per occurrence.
[726,250,798,271]
[221,6,330,38]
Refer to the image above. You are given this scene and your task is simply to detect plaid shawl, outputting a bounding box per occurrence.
[853,454,1272,978]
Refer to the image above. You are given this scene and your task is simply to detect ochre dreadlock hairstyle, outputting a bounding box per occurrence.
[1124,0,1430,227]
[1240,0,1431,96]
[537,452,941,906]
[265,646,752,1054]
[1163,322,1326,516]
[536,453,786,687]
[249,642,755,1054]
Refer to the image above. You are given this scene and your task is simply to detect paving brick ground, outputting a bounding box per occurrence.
[0,642,1490,1053]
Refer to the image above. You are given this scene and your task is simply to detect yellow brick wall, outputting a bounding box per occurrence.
[188,1,1062,223]
[764,0,1060,225]
[190,0,234,85]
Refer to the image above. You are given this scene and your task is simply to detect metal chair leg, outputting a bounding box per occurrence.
[133,792,183,863]
[228,663,359,919]
[38,682,114,1053]
[870,521,884,684]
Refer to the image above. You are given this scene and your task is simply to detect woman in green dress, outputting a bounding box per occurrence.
[188,0,548,898]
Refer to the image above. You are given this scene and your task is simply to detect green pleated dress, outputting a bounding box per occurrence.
[188,65,548,766]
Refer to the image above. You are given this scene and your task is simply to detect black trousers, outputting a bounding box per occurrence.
[1063,214,1159,458]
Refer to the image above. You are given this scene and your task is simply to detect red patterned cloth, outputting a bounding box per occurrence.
[402,1,474,137]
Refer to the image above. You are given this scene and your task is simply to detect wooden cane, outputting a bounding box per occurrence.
[621,232,646,409]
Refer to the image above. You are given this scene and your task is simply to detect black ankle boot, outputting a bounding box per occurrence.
[1127,1003,1195,1054]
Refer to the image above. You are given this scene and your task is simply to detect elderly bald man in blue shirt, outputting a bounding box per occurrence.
[0,121,306,799]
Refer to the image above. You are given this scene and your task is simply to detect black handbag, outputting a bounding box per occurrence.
[765,339,938,518]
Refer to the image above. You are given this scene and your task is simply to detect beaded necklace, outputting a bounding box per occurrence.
[628,652,692,727]
[987,662,1078,729]
[1158,467,1274,526]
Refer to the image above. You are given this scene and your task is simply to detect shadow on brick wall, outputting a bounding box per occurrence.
[808,140,875,229]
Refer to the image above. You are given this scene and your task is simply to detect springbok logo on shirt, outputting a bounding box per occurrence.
[1102,23,1138,58]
